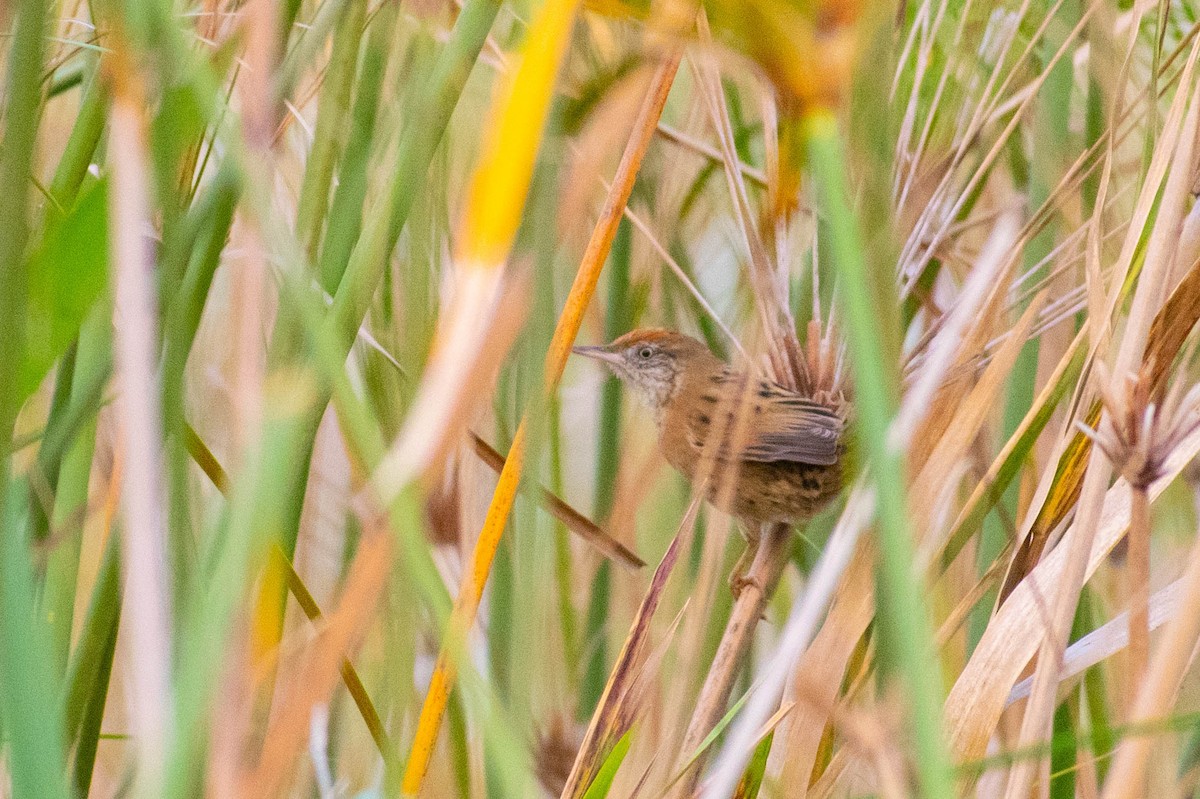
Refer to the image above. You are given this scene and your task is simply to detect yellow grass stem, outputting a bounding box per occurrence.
[372,0,580,501]
[460,0,579,269]
[400,53,682,796]
[469,433,645,570]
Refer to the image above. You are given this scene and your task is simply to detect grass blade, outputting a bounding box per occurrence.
[805,109,953,799]
[400,51,680,795]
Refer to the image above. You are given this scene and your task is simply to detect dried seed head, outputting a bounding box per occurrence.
[1078,362,1200,490]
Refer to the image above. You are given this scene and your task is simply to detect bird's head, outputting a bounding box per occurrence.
[572,328,715,413]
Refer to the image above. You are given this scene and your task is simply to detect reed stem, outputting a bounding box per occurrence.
[671,522,791,796]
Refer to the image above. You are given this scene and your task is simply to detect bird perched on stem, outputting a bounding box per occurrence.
[573,328,846,593]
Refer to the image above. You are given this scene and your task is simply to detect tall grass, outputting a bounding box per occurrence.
[7,0,1200,797]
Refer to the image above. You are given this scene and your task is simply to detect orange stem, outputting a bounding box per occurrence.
[400,54,682,796]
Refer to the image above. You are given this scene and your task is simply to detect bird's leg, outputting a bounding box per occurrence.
[729,523,765,599]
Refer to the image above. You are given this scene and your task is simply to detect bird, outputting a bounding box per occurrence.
[573,328,846,592]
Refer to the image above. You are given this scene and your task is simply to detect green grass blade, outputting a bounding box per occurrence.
[0,0,70,793]
[733,729,773,799]
[579,216,633,717]
[71,601,119,798]
[43,308,111,674]
[805,110,953,799]
[1,481,70,799]
[295,0,365,259]
[270,0,501,572]
[20,177,109,402]
[581,728,634,799]
[62,529,121,744]
[316,0,393,292]
[47,62,106,208]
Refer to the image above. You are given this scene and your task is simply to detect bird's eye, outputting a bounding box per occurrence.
[638,347,654,360]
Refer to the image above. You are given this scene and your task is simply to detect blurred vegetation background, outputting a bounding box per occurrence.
[7,0,1200,796]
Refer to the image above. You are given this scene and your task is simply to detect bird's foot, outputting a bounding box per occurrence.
[729,571,764,601]
[728,540,755,600]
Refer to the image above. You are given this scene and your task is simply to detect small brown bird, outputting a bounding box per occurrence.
[573,329,845,589]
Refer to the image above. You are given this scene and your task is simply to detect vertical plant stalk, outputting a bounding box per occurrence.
[703,487,872,797]
[373,0,581,500]
[1127,484,1150,711]
[294,0,363,259]
[1101,477,1200,798]
[316,0,397,295]
[671,521,792,797]
[561,502,695,799]
[66,485,122,798]
[0,0,69,795]
[805,109,954,799]
[62,479,122,742]
[45,313,109,674]
[234,0,278,455]
[109,57,174,797]
[253,0,498,719]
[579,216,632,718]
[395,0,587,786]
[238,0,280,682]
[1004,57,1200,799]
[400,54,681,795]
[266,0,499,568]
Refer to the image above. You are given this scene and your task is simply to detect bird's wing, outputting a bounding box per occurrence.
[742,390,843,465]
[685,374,843,466]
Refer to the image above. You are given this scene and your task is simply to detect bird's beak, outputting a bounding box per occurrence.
[571,345,623,366]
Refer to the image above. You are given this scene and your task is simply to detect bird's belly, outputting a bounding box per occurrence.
[722,461,841,524]
[663,440,841,526]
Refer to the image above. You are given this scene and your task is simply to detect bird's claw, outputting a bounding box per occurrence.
[729,572,763,601]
